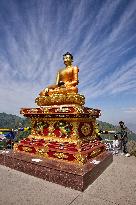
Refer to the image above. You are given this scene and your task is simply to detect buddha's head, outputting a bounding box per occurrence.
[63,52,73,67]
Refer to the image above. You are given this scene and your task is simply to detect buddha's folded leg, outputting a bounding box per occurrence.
[39,85,58,96]
[48,87,78,95]
[48,87,66,95]
[66,87,78,94]
[39,89,47,96]
[48,85,58,89]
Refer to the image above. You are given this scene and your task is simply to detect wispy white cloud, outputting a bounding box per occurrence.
[123,107,136,113]
[0,0,136,121]
[108,0,136,42]
[81,57,136,99]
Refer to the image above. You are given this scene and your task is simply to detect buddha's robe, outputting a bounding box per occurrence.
[40,66,79,96]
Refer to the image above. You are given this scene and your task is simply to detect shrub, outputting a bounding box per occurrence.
[127,140,136,157]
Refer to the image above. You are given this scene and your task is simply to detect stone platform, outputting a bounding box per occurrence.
[0,150,113,191]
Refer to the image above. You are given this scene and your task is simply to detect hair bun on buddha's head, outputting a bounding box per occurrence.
[119,121,124,124]
[63,52,73,60]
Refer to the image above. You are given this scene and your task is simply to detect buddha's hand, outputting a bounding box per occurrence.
[65,80,78,87]
[64,82,71,88]
[44,88,49,93]
[58,81,65,87]
[39,88,49,96]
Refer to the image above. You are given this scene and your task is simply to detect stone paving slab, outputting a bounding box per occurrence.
[0,155,136,205]
[70,155,136,205]
[0,165,80,205]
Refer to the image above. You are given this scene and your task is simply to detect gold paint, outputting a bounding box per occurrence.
[74,105,84,113]
[90,148,102,158]
[81,123,91,136]
[54,152,68,159]
[22,147,33,152]
[31,135,78,144]
[13,144,18,151]
[43,107,49,113]
[72,122,79,140]
[36,146,49,158]
[35,93,85,106]
[74,153,86,164]
[30,108,38,113]
[28,119,96,143]
[56,106,70,113]
[30,117,92,122]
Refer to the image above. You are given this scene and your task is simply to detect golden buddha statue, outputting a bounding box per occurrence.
[39,52,79,96]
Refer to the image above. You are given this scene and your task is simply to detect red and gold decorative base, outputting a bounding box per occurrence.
[0,101,113,191]
[14,137,105,164]
[14,104,105,164]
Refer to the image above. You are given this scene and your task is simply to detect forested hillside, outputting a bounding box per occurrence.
[0,113,135,141]
[0,113,30,129]
[98,120,136,141]
[0,113,31,139]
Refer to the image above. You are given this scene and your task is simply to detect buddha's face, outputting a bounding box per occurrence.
[63,55,72,66]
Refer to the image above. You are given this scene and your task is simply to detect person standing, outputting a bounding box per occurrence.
[118,121,130,156]
[112,134,120,155]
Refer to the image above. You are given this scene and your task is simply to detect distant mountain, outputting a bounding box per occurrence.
[97,120,136,141]
[0,112,30,129]
[0,112,136,141]
[126,123,136,134]
[0,112,31,139]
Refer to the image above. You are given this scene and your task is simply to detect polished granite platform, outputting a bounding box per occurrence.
[0,150,113,191]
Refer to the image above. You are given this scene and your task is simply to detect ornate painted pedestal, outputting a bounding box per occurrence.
[0,93,113,191]
[14,94,106,164]
[0,93,111,191]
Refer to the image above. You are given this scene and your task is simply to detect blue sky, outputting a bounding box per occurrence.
[0,0,136,131]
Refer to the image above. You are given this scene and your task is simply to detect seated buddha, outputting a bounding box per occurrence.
[39,52,79,96]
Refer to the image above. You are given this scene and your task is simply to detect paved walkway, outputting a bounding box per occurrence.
[0,155,136,205]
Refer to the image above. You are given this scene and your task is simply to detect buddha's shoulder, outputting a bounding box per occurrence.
[58,66,79,73]
[73,66,79,72]
[58,67,65,73]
